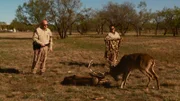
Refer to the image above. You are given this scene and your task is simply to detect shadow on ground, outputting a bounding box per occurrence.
[59,61,106,67]
[0,37,31,40]
[0,67,20,74]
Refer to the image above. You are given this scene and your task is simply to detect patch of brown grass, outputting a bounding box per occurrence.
[0,32,180,101]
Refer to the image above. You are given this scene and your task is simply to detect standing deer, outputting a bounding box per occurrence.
[105,53,160,89]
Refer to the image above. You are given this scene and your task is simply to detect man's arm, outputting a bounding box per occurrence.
[49,30,53,51]
[32,30,45,46]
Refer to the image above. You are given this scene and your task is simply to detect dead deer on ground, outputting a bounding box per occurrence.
[105,53,160,89]
[61,75,99,86]
[61,60,110,86]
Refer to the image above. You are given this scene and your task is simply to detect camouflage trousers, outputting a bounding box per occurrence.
[32,46,48,74]
[104,39,121,67]
[105,50,119,67]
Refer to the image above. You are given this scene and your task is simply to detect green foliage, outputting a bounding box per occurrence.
[10,19,36,31]
[15,0,50,24]
[55,37,104,51]
[11,0,180,37]
[0,21,7,25]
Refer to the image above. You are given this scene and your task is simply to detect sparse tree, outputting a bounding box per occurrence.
[75,8,93,34]
[161,7,178,36]
[152,11,164,35]
[102,2,136,36]
[93,10,107,34]
[173,6,180,35]
[131,1,151,36]
[48,0,82,39]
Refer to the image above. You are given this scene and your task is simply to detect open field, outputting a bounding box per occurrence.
[0,32,180,101]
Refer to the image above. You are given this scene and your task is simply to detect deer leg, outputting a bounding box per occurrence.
[120,72,130,88]
[140,70,153,88]
[150,68,160,89]
[124,71,131,86]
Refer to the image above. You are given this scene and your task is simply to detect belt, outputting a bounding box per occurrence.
[45,43,50,46]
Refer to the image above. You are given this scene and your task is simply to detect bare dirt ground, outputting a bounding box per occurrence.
[0,32,180,101]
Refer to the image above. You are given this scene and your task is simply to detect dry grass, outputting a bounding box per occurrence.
[0,32,180,101]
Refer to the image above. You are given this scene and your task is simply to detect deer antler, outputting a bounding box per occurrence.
[87,60,94,72]
[87,60,105,79]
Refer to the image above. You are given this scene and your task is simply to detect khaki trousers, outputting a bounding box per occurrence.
[32,46,48,74]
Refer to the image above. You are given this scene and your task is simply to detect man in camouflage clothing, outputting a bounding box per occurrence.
[32,20,53,74]
[104,25,121,67]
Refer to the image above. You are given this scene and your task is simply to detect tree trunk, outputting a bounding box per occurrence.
[96,26,100,34]
[175,26,178,35]
[69,25,72,35]
[139,28,142,36]
[135,27,140,36]
[77,26,83,35]
[100,24,104,34]
[155,23,159,35]
[163,28,167,36]
[172,28,176,37]
[121,32,125,36]
[57,28,67,39]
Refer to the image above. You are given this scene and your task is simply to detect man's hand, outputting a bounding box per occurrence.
[41,43,45,47]
[49,48,53,52]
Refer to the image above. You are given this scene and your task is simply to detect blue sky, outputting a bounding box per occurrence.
[0,0,180,24]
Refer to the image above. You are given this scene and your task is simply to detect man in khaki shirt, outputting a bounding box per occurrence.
[32,20,53,74]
